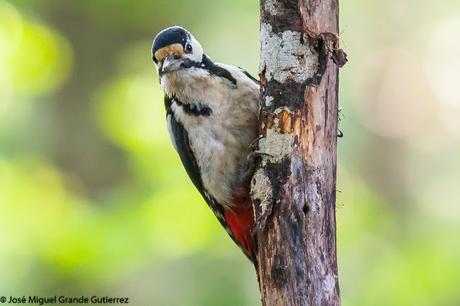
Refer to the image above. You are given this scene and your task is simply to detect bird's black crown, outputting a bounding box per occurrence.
[152,26,191,63]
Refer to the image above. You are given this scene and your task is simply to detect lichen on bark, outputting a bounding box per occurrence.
[260,23,318,83]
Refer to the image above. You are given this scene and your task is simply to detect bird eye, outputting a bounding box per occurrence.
[185,43,193,53]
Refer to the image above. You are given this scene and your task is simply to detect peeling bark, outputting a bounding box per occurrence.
[251,1,346,305]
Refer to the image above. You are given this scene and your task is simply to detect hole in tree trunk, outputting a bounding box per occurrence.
[303,204,309,215]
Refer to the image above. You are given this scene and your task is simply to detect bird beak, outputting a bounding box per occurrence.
[161,55,186,74]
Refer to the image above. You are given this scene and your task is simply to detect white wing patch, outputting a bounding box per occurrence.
[166,113,178,151]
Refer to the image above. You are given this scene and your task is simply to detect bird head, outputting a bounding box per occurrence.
[151,26,204,75]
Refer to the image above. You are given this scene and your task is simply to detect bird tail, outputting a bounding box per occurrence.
[224,204,256,263]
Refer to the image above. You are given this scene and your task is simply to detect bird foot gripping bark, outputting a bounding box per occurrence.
[242,136,272,185]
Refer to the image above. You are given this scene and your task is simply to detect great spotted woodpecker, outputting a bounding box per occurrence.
[152,26,259,262]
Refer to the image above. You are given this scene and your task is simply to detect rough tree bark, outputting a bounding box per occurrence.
[250,0,346,305]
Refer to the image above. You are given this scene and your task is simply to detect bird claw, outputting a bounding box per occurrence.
[249,135,265,151]
[241,150,272,184]
[248,150,272,162]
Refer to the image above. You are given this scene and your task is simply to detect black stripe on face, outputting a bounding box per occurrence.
[152,26,190,63]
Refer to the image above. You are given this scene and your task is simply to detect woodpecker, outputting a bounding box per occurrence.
[151,26,259,262]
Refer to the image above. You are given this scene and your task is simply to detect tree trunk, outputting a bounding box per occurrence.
[251,1,346,305]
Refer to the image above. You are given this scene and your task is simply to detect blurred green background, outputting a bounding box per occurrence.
[1,0,459,305]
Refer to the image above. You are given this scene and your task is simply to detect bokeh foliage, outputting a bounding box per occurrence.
[0,0,459,305]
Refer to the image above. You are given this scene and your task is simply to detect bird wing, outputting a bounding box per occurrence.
[165,96,206,194]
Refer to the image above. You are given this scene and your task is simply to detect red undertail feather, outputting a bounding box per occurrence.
[223,200,256,262]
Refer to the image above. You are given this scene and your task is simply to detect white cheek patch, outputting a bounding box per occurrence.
[188,35,204,62]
